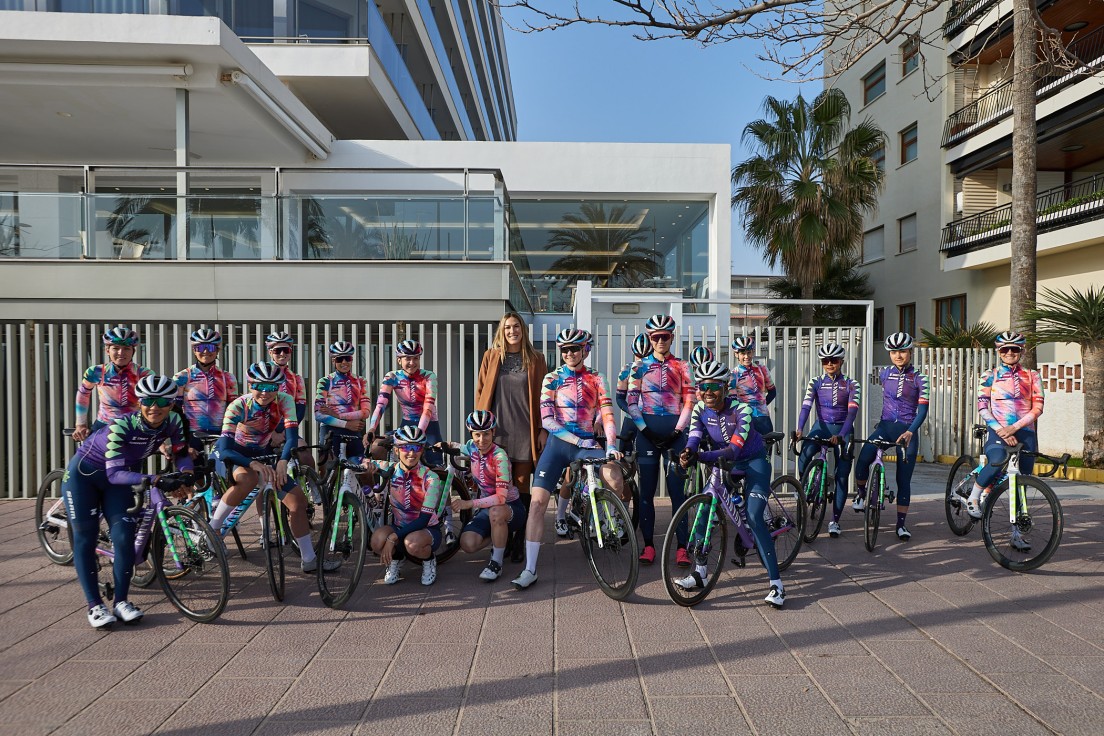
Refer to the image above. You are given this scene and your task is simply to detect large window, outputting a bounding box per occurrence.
[935,294,967,329]
[874,308,885,341]
[900,123,919,164]
[862,226,885,262]
[899,303,916,336]
[871,145,885,174]
[863,62,886,105]
[898,214,917,253]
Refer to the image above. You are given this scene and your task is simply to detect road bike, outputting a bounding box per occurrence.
[793,434,842,543]
[850,438,907,552]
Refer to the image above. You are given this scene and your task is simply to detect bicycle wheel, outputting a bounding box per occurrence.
[768,475,805,571]
[151,506,230,623]
[864,465,883,552]
[260,487,286,602]
[317,493,368,609]
[433,481,472,565]
[580,488,639,600]
[35,469,73,565]
[801,460,828,543]
[661,493,726,607]
[299,467,328,526]
[945,455,977,537]
[981,476,1063,572]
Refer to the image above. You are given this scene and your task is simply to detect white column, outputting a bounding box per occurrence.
[176,88,189,261]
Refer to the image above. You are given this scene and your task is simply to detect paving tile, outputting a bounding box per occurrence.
[155,677,295,735]
[847,717,953,735]
[0,680,31,701]
[651,695,753,735]
[0,660,142,727]
[556,659,648,721]
[254,722,358,736]
[635,642,730,696]
[865,640,997,694]
[731,675,850,736]
[801,655,932,717]
[269,659,387,720]
[51,697,185,736]
[923,693,1053,736]
[359,697,460,736]
[471,642,553,679]
[987,672,1104,734]
[557,720,652,736]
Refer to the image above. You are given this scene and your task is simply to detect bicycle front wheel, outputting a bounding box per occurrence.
[317,493,368,609]
[434,481,472,565]
[35,469,73,565]
[801,460,828,544]
[864,465,883,552]
[981,476,1063,572]
[945,455,976,537]
[768,476,805,571]
[662,493,726,607]
[260,488,287,602]
[152,506,230,623]
[580,488,639,600]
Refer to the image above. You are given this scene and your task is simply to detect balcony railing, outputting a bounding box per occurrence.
[943,0,1000,38]
[943,26,1104,147]
[940,172,1104,255]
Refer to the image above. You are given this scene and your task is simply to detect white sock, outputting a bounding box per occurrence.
[695,564,708,578]
[556,497,569,520]
[491,546,505,565]
[770,578,783,591]
[525,540,541,573]
[297,534,315,563]
[209,502,233,533]
[968,483,984,503]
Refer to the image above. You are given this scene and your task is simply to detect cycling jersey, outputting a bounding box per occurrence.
[459,440,519,507]
[364,460,443,529]
[75,362,152,426]
[222,393,298,451]
[978,363,1044,431]
[728,363,776,417]
[369,370,438,431]
[796,373,861,437]
[685,397,765,462]
[615,361,642,413]
[539,364,617,447]
[878,364,930,432]
[74,412,192,486]
[314,372,371,430]
[172,364,239,433]
[626,354,695,430]
[277,369,307,424]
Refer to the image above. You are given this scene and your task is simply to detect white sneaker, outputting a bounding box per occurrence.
[112,600,144,624]
[302,556,342,573]
[88,604,117,629]
[555,519,569,537]
[420,558,437,586]
[1010,529,1032,552]
[383,560,402,585]
[828,521,841,538]
[852,496,865,512]
[512,568,538,590]
[896,526,912,541]
[479,560,502,582]
[764,585,785,608]
[674,571,704,590]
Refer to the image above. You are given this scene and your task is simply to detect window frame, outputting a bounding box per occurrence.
[862,225,885,263]
[898,213,917,253]
[862,61,887,105]
[898,303,916,337]
[935,294,967,331]
[901,36,919,77]
[900,123,918,165]
[871,145,885,174]
[873,307,885,342]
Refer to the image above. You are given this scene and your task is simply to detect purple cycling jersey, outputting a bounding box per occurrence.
[75,411,193,486]
[685,397,765,462]
[796,373,861,436]
[878,365,930,426]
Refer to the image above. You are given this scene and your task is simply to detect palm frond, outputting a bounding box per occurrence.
[1023,285,1104,345]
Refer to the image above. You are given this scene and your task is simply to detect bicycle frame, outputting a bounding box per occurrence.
[101,484,198,574]
[690,466,757,551]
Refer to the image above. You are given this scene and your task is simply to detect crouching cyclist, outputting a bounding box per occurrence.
[63,375,194,628]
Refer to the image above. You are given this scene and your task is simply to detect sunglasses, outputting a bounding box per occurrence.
[253,382,280,393]
[333,356,353,363]
[650,333,673,342]
[140,397,173,408]
[998,346,1023,354]
[270,347,292,356]
[698,382,725,392]
[821,358,842,365]
[193,344,219,354]
[560,346,584,354]
[397,444,424,453]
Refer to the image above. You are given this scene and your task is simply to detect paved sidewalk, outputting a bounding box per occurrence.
[3,468,1104,735]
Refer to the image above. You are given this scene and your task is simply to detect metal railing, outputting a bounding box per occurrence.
[941,172,1104,254]
[943,0,999,38]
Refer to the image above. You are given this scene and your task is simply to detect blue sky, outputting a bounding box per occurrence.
[501,19,811,276]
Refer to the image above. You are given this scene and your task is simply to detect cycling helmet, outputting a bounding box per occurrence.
[689,346,715,368]
[631,333,649,359]
[644,314,676,334]
[134,374,177,399]
[102,325,140,347]
[246,361,284,384]
[189,327,222,347]
[465,410,497,432]
[694,360,731,383]
[556,328,591,348]
[731,336,755,352]
[265,331,294,348]
[884,332,914,351]
[817,343,846,360]
[994,331,1027,348]
[393,425,428,446]
[395,339,423,357]
[328,340,355,358]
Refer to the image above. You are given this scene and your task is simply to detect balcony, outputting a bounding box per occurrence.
[943,26,1104,147]
[940,172,1104,255]
[943,0,1001,38]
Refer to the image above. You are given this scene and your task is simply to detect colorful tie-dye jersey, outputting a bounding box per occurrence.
[75,362,153,426]
[459,441,519,507]
[978,364,1044,431]
[879,365,930,428]
[615,361,642,413]
[172,365,239,433]
[314,372,371,430]
[540,364,617,446]
[364,460,443,527]
[222,393,298,447]
[626,354,695,430]
[277,369,308,423]
[796,374,861,437]
[76,411,192,486]
[369,370,438,431]
[685,397,764,462]
[728,364,776,416]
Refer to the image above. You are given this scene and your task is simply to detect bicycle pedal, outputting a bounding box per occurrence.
[731,556,746,568]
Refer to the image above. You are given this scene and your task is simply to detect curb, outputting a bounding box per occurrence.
[933,454,1104,483]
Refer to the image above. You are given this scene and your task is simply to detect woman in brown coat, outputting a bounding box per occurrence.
[475,312,547,560]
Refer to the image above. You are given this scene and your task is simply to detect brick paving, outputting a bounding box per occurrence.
[3,464,1104,735]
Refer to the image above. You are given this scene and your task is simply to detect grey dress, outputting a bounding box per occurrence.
[491,352,532,464]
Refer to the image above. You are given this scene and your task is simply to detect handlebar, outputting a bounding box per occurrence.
[569,457,613,472]
[788,433,839,456]
[128,471,195,513]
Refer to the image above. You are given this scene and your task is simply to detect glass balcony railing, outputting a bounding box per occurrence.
[0,193,84,259]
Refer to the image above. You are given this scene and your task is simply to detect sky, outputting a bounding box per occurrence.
[499,15,814,276]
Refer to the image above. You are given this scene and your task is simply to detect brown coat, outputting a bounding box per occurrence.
[475,349,547,465]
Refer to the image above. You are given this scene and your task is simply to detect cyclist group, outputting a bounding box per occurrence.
[59,318,1042,628]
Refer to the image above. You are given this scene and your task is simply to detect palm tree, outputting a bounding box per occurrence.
[1023,286,1104,467]
[919,320,999,349]
[764,253,873,326]
[732,89,886,326]
[546,203,659,288]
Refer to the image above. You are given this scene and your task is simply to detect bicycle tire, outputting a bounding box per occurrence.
[34,469,73,565]
[768,475,805,571]
[944,455,977,537]
[317,493,368,609]
[152,505,230,623]
[801,460,828,543]
[433,479,472,565]
[661,493,725,607]
[299,467,328,530]
[864,465,883,552]
[261,487,286,602]
[981,475,1063,572]
[580,488,639,601]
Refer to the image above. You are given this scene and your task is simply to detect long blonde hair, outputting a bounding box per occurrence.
[491,312,541,369]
